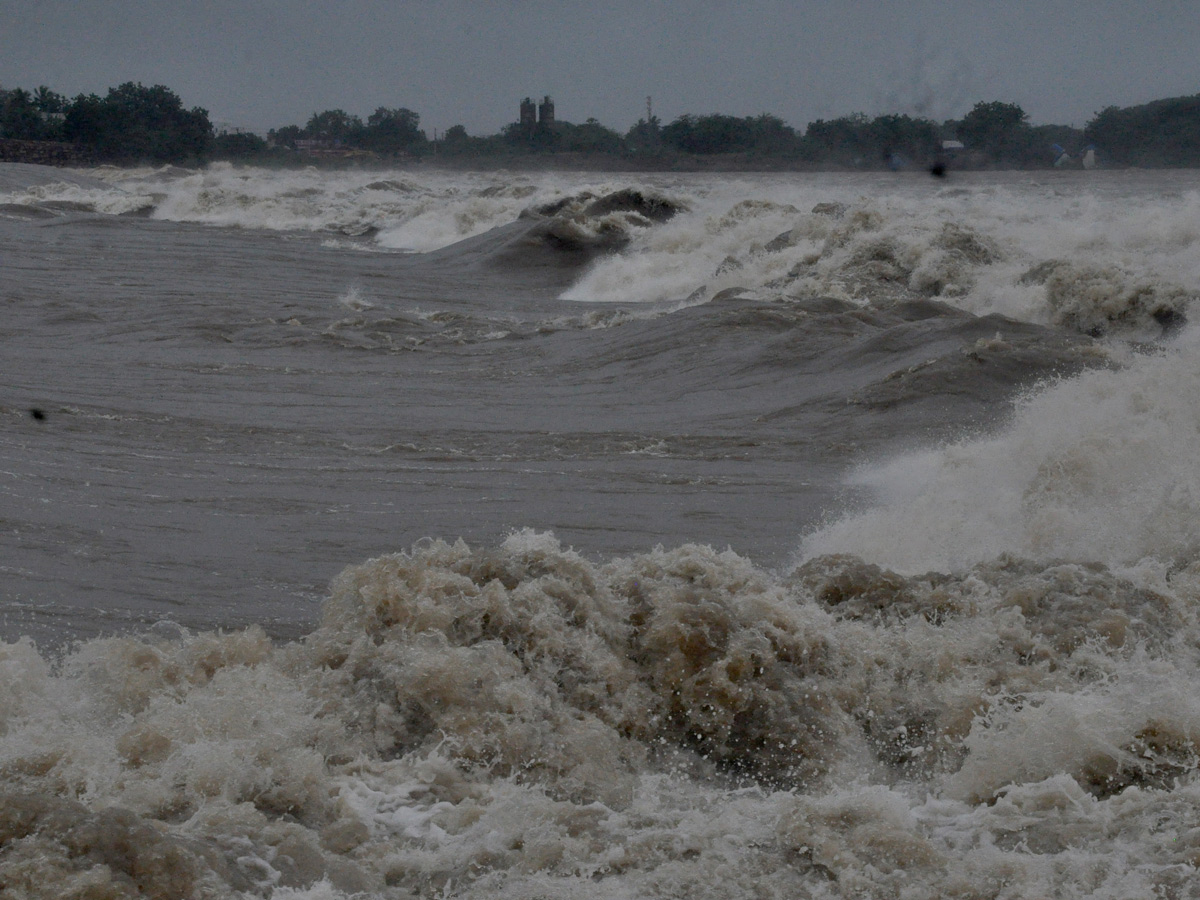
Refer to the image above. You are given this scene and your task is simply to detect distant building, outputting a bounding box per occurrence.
[520,98,537,136]
[538,95,555,126]
[213,121,260,138]
[295,138,338,151]
[290,138,374,159]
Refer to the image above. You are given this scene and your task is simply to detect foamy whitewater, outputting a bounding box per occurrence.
[3,162,1200,898]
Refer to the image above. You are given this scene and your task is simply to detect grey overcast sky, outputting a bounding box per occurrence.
[2,1,1198,136]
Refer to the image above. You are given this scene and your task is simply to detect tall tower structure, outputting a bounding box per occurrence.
[538,96,555,126]
[519,98,537,137]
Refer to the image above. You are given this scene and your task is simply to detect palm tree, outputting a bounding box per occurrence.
[34,86,65,114]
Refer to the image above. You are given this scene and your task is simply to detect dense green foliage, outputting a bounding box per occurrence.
[212,131,269,159]
[0,85,67,141]
[490,117,624,154]
[1,82,209,162]
[800,113,939,166]
[5,79,1200,168]
[62,83,212,162]
[267,106,427,156]
[1085,95,1200,166]
[660,114,796,155]
[953,101,1033,165]
[624,116,662,154]
[363,107,426,153]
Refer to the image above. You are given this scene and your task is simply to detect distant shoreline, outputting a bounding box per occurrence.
[7,82,1200,170]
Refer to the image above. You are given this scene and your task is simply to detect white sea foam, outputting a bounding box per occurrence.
[4,532,1200,897]
[800,327,1200,573]
[566,176,1200,336]
[0,180,159,216]
[90,165,693,254]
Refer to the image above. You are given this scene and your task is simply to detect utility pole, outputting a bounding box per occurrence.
[646,96,653,123]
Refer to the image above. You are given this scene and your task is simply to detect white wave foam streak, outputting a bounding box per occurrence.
[801,333,1200,572]
[0,180,158,216]
[142,165,437,236]
[81,164,468,243]
[374,195,531,251]
[99,165,701,253]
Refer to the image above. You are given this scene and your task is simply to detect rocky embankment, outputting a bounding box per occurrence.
[0,139,93,166]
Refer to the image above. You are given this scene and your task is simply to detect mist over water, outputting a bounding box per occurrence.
[3,162,1200,898]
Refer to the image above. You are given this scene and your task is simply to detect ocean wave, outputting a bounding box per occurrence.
[8,165,1198,338]
[562,177,1200,338]
[84,165,692,256]
[800,327,1200,572]
[8,162,1200,897]
[4,529,1200,898]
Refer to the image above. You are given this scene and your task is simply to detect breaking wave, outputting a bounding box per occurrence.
[4,166,1198,336]
[5,527,1200,898]
[563,176,1200,340]
[800,327,1200,573]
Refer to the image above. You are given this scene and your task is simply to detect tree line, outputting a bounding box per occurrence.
[4,80,1200,168]
[0,83,211,162]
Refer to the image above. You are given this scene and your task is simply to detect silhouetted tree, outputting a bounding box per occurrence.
[33,86,65,114]
[957,101,1032,163]
[63,83,211,161]
[1086,95,1200,166]
[555,118,623,153]
[435,124,475,156]
[1,87,45,139]
[212,131,269,159]
[361,107,426,154]
[660,113,795,154]
[796,113,940,167]
[625,116,661,153]
[662,114,741,153]
[800,114,872,164]
[502,118,559,150]
[865,114,939,163]
[268,124,303,149]
[746,114,798,154]
[303,109,363,144]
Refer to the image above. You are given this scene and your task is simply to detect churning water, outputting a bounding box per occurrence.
[3,161,1200,898]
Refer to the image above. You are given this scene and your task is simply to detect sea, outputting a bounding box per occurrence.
[2,160,1200,898]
